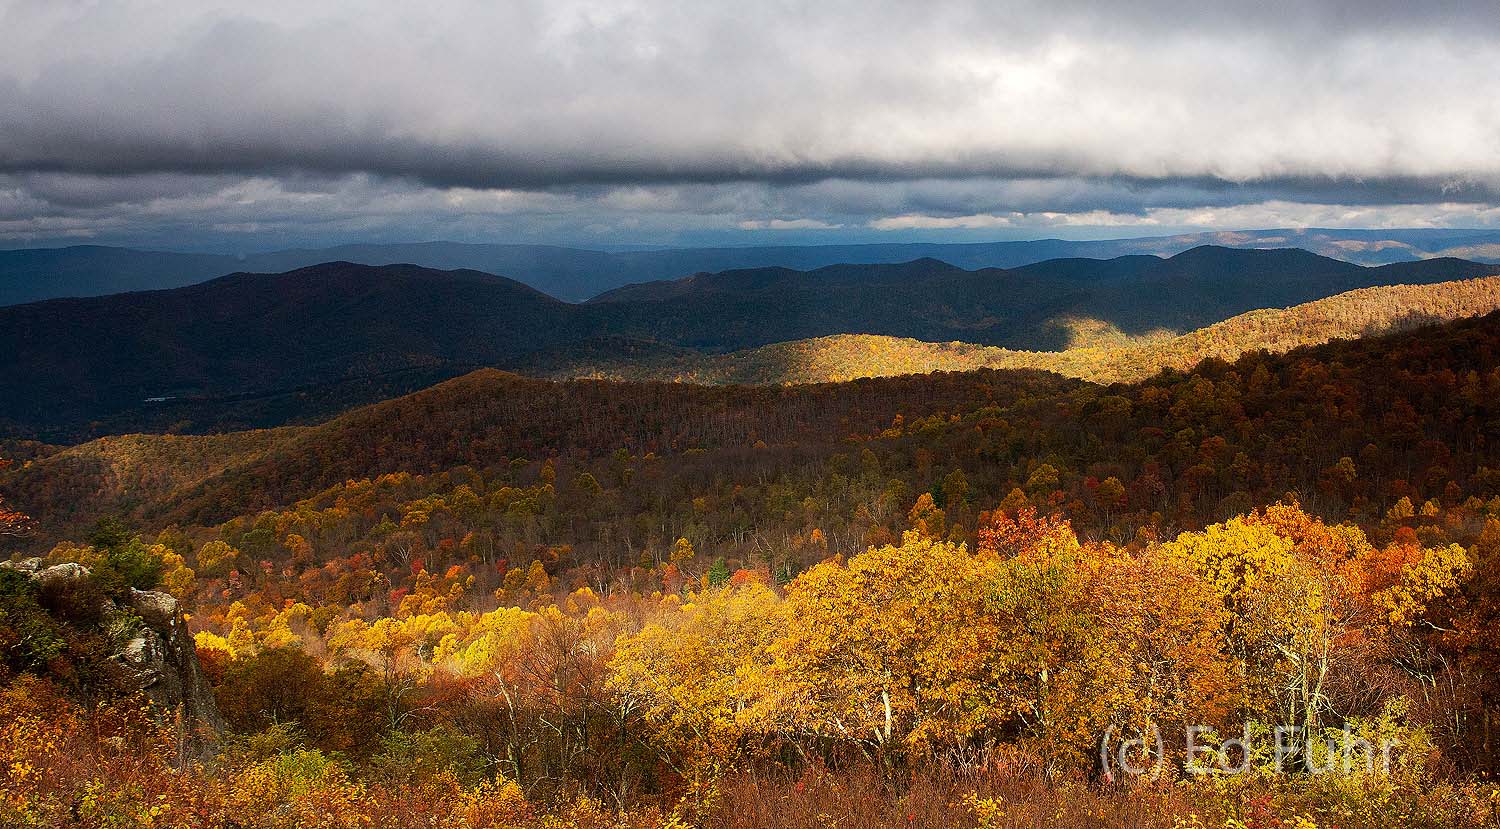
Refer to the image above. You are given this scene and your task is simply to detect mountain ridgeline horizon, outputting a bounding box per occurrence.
[8,226,1500,307]
[3,244,1500,441]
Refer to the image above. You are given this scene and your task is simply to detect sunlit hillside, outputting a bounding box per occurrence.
[4,428,305,530]
[550,274,1500,385]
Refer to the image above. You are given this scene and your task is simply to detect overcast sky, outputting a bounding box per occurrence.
[3,0,1500,250]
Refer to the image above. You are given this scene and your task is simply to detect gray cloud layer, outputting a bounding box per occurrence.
[2,1,1499,247]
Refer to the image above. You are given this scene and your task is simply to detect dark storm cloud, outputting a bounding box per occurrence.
[1,1,1498,245]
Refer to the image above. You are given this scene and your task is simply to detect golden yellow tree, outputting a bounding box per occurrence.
[759,531,1000,758]
[609,583,786,775]
[1160,503,1470,744]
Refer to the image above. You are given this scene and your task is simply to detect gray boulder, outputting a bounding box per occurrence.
[121,588,225,760]
[36,562,90,585]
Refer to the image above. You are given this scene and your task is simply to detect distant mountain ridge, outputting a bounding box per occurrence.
[544,273,1500,385]
[3,246,1498,440]
[9,227,1500,305]
[583,247,1500,351]
[0,262,584,438]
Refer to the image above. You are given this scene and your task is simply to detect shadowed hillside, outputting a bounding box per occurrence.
[0,262,586,439]
[2,367,1074,533]
[545,274,1500,385]
[5,247,1496,440]
[591,246,1500,352]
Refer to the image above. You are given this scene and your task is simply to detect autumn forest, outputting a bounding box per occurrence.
[1,245,1500,829]
[14,2,1500,824]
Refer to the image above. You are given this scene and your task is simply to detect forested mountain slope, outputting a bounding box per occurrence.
[547,273,1500,384]
[0,262,585,439]
[591,246,1500,350]
[9,308,1500,554]
[2,368,1073,533]
[4,247,1496,440]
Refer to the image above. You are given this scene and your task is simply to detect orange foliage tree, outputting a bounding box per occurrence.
[0,459,32,540]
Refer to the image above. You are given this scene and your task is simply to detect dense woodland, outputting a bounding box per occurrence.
[4,310,1500,827]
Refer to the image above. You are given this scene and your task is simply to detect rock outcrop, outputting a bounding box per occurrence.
[120,587,225,757]
[2,559,224,760]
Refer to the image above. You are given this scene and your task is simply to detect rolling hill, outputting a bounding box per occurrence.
[0,246,240,307]
[591,247,1500,351]
[0,262,587,438]
[11,304,1500,541]
[0,366,1075,534]
[4,246,1498,440]
[547,274,1500,385]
